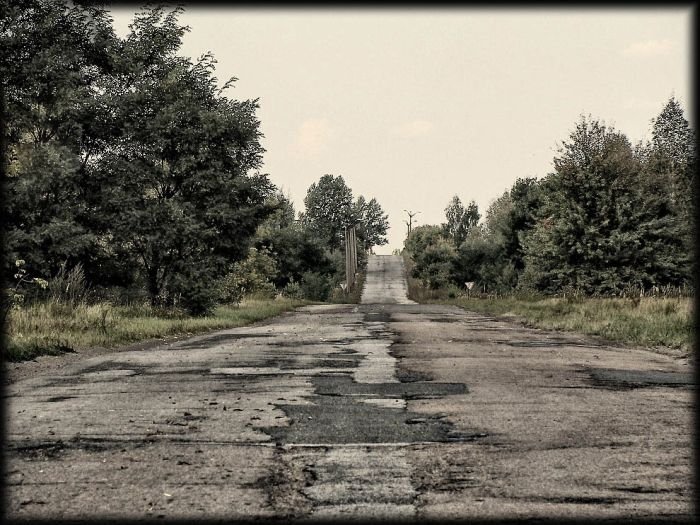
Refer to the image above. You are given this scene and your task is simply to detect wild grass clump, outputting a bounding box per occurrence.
[5,297,308,362]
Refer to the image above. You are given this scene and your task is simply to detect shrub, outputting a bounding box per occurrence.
[219,247,278,305]
[282,279,304,300]
[300,271,331,301]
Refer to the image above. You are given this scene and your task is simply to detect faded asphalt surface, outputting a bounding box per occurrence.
[4,255,694,521]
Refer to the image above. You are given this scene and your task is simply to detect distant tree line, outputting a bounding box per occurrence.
[1,2,388,314]
[405,98,695,296]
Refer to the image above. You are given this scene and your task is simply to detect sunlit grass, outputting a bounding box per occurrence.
[5,297,309,362]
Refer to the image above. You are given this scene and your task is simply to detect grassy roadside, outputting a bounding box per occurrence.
[403,259,694,353]
[5,297,309,362]
[445,295,692,352]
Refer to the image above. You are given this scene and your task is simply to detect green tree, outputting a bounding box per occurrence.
[646,97,696,278]
[302,174,355,250]
[650,97,695,173]
[93,6,272,314]
[507,178,546,273]
[404,225,456,289]
[443,195,479,246]
[359,197,389,252]
[255,222,334,289]
[451,194,519,293]
[2,0,116,280]
[219,246,278,304]
[521,115,689,294]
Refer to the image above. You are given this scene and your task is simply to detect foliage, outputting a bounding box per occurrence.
[1,260,49,327]
[521,115,690,294]
[2,0,115,281]
[453,229,517,293]
[442,195,480,246]
[297,174,388,287]
[281,279,304,300]
[354,196,389,252]
[404,225,456,289]
[255,222,334,288]
[300,271,332,301]
[219,247,278,305]
[3,5,278,316]
[406,99,695,299]
[302,174,355,250]
[89,6,273,314]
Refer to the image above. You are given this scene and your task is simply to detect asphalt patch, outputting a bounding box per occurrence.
[264,376,475,445]
[524,495,621,505]
[396,368,435,383]
[45,395,76,403]
[312,375,466,399]
[78,361,146,374]
[176,332,276,349]
[270,338,356,348]
[587,367,694,390]
[363,310,392,323]
[498,339,603,348]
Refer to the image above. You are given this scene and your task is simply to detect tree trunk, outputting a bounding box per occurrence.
[0,80,9,327]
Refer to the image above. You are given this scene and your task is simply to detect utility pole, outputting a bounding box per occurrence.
[403,209,420,237]
[345,224,358,292]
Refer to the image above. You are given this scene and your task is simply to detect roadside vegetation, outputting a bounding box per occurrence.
[407,268,692,352]
[402,97,695,354]
[2,3,387,362]
[6,298,309,362]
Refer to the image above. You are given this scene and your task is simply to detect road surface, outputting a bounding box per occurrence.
[4,255,693,521]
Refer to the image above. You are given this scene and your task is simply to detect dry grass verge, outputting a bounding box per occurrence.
[5,297,308,362]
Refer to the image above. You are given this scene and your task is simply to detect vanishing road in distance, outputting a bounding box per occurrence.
[5,255,693,521]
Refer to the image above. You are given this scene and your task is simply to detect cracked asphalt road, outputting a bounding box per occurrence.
[4,255,694,521]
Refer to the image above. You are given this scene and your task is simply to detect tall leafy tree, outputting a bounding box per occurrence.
[443,195,479,246]
[2,0,116,279]
[93,6,272,313]
[650,96,695,173]
[354,195,389,252]
[404,225,456,289]
[521,116,688,294]
[646,97,696,278]
[302,174,355,250]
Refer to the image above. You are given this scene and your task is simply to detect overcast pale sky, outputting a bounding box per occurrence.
[110,7,692,254]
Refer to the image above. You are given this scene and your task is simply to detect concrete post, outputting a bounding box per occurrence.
[345,226,352,291]
[350,226,357,280]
